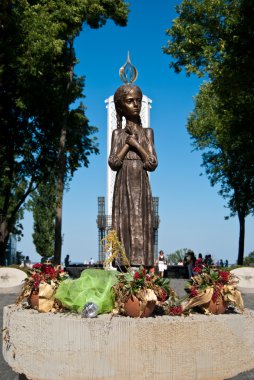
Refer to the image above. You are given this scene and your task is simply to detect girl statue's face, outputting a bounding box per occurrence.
[118,88,142,119]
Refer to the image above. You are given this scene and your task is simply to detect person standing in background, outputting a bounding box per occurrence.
[64,254,70,268]
[157,250,166,278]
[186,250,196,278]
[24,256,32,268]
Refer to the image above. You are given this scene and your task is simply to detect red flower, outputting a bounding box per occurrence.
[157,288,167,302]
[190,287,198,297]
[133,272,140,280]
[29,263,67,291]
[193,259,204,274]
[31,273,43,290]
[33,263,42,269]
[43,265,57,279]
[219,271,230,284]
[212,283,223,302]
[168,305,183,316]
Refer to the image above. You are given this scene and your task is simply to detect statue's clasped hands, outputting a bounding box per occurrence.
[126,134,139,148]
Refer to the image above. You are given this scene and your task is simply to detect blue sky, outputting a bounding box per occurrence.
[18,0,254,264]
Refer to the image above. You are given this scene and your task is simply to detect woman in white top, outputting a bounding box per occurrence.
[157,250,166,278]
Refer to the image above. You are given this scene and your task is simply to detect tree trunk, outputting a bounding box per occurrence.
[53,39,74,266]
[0,220,9,266]
[0,241,6,266]
[54,123,67,265]
[237,211,245,265]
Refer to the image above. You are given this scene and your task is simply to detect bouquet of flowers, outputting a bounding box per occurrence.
[103,231,179,317]
[183,259,244,314]
[17,263,68,312]
[112,266,177,317]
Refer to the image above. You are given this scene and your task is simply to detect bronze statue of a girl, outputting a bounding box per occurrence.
[108,82,158,267]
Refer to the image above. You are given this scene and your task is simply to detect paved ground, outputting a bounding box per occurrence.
[1,280,254,380]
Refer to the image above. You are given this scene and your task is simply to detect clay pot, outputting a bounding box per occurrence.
[28,291,39,309]
[124,296,156,318]
[205,295,227,314]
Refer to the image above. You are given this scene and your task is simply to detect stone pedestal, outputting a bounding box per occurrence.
[3,305,254,380]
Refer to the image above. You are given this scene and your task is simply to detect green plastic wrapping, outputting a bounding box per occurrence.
[54,269,118,314]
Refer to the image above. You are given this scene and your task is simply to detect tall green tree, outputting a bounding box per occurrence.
[0,1,129,265]
[0,1,58,265]
[187,82,254,264]
[19,0,129,264]
[29,178,56,259]
[163,0,254,264]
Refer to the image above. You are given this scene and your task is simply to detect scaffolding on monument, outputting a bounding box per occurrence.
[96,197,112,263]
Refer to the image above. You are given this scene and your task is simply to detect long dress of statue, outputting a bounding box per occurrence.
[108,84,158,267]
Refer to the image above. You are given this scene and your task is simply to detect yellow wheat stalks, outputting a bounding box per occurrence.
[102,230,130,269]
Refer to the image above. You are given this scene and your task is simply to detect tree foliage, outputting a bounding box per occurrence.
[243,251,254,266]
[29,178,56,259]
[167,248,190,264]
[187,82,254,263]
[0,0,58,264]
[164,0,243,78]
[163,0,254,264]
[0,0,129,265]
